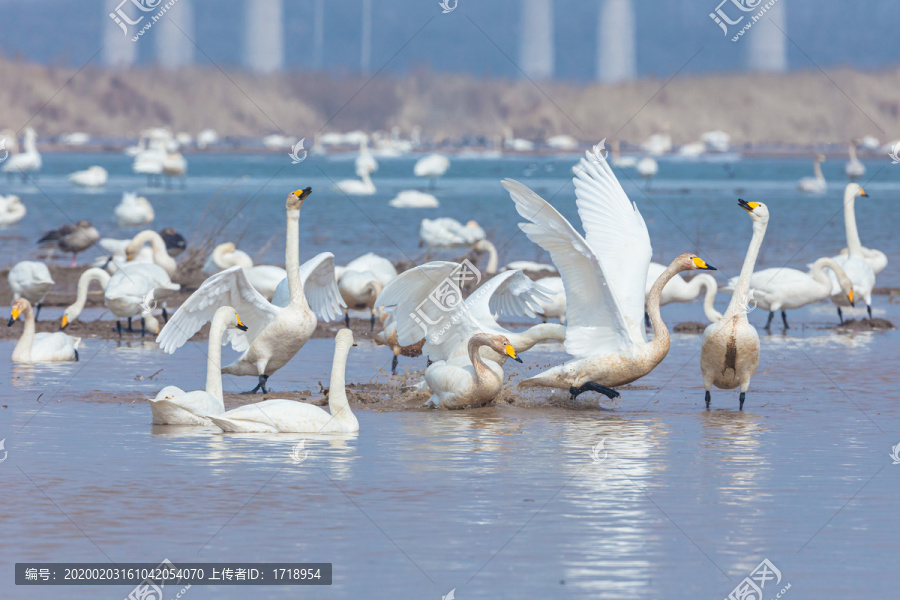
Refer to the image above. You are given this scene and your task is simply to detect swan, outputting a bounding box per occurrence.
[424,333,522,409]
[270,253,347,320]
[546,135,579,151]
[38,220,100,267]
[610,140,637,168]
[162,150,187,187]
[337,253,397,329]
[114,192,154,226]
[845,141,865,181]
[677,142,706,158]
[701,200,768,411]
[61,265,176,336]
[96,231,182,273]
[8,261,54,320]
[828,184,875,322]
[125,230,178,277]
[501,149,718,400]
[701,130,731,153]
[389,190,439,208]
[8,298,80,362]
[533,276,566,324]
[419,218,485,246]
[149,307,248,425]
[2,127,41,181]
[157,188,343,394]
[503,127,534,152]
[68,166,108,187]
[377,262,564,367]
[354,137,379,175]
[798,154,826,194]
[132,135,166,186]
[413,153,450,189]
[636,156,658,186]
[202,242,286,301]
[374,318,425,374]
[208,329,360,433]
[838,246,887,275]
[726,257,854,330]
[0,195,26,226]
[645,261,722,324]
[474,238,557,276]
[641,132,672,156]
[197,129,219,149]
[335,163,376,196]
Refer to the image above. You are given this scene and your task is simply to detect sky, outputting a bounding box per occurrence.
[0,0,895,80]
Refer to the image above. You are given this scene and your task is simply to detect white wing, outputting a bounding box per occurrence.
[502,179,632,358]
[156,266,279,354]
[297,252,346,321]
[465,270,550,326]
[573,151,652,341]
[375,261,481,362]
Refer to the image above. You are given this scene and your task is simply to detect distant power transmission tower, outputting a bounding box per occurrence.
[597,0,636,83]
[519,0,555,79]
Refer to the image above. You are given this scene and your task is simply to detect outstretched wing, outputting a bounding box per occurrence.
[573,151,652,342]
[156,266,279,354]
[375,261,481,362]
[298,252,346,321]
[465,270,549,325]
[502,178,632,358]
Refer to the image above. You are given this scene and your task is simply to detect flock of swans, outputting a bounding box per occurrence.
[2,137,890,433]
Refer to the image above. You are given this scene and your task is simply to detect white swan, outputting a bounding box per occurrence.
[377,262,563,366]
[132,134,166,186]
[645,261,722,324]
[636,156,658,186]
[125,230,178,277]
[701,130,731,153]
[68,166,108,187]
[701,200,768,411]
[845,141,865,181]
[162,150,187,187]
[149,306,248,425]
[208,329,360,433]
[2,127,41,181]
[157,188,341,394]
[0,195,26,226]
[798,154,827,194]
[204,242,254,272]
[419,218,485,246]
[641,132,672,156]
[424,333,522,409]
[727,257,854,330]
[354,137,379,175]
[8,261,54,320]
[335,163,376,196]
[114,192,154,226]
[828,184,875,321]
[374,318,425,374]
[838,246,887,275]
[533,276,566,324]
[38,220,100,267]
[338,253,397,329]
[502,149,718,400]
[389,190,439,208]
[413,153,450,189]
[8,298,80,362]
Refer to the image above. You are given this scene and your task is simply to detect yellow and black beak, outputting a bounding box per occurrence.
[60,315,69,330]
[848,289,855,307]
[8,307,19,327]
[352,342,358,347]
[691,256,717,271]
[235,313,248,331]
[859,187,868,197]
[505,343,522,363]
[125,252,134,261]
[292,187,313,200]
[738,198,759,213]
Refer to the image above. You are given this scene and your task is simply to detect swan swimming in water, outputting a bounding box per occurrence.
[0,195,26,226]
[208,329,360,433]
[424,333,522,409]
[8,298,81,363]
[826,184,875,322]
[798,154,826,194]
[149,306,248,425]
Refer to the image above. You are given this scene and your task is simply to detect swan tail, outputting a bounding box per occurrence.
[149,399,210,426]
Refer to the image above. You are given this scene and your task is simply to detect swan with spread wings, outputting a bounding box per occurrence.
[502,149,717,400]
[156,188,345,393]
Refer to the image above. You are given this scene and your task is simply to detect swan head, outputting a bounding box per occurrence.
[678,253,717,272]
[737,199,769,224]
[234,312,248,331]
[287,187,312,210]
[846,183,868,199]
[336,328,358,349]
[8,298,29,326]
[159,227,187,257]
[815,153,826,162]
[481,334,522,363]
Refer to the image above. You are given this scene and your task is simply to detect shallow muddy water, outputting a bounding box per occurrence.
[1,298,898,598]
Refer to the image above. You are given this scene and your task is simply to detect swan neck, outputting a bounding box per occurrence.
[849,145,858,162]
[327,340,354,424]
[646,262,681,355]
[205,311,228,402]
[13,303,35,361]
[70,268,110,319]
[520,322,567,344]
[483,241,498,274]
[285,208,306,304]
[812,257,849,293]
[726,219,767,317]
[134,231,176,275]
[813,158,823,180]
[467,337,492,382]
[693,274,722,322]
[843,190,863,256]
